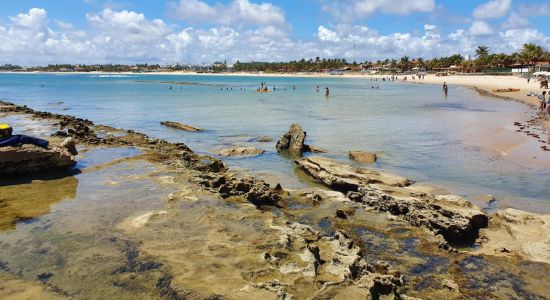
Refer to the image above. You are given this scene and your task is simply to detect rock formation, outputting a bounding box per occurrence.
[217,146,264,157]
[349,150,377,163]
[295,156,488,244]
[161,121,202,132]
[0,144,76,176]
[276,124,307,154]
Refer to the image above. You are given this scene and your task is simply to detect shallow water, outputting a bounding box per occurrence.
[1,73,549,211]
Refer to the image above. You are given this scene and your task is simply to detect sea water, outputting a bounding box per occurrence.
[1,73,549,211]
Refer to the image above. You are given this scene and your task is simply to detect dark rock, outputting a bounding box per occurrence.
[216,176,282,206]
[336,209,348,219]
[276,124,307,155]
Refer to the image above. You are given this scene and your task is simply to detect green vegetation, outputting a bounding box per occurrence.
[1,43,548,74]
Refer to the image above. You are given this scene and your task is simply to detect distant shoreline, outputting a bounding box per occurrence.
[2,70,545,108]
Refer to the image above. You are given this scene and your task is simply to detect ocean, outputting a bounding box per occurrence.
[1,73,548,211]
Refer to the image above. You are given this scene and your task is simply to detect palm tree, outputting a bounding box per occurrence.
[520,43,545,65]
[398,56,410,71]
[475,45,490,59]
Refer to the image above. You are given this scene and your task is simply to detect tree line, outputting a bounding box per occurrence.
[1,43,548,73]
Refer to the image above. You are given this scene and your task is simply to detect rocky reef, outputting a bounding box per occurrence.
[296,156,488,244]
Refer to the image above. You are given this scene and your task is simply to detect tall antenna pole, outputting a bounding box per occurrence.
[353,44,356,63]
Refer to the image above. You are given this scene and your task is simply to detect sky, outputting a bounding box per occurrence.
[0,0,549,65]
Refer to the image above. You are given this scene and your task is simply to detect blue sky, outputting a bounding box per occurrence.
[0,0,548,65]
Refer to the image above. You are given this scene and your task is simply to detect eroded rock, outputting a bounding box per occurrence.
[0,144,76,176]
[295,156,412,191]
[349,151,377,163]
[161,121,202,132]
[276,124,307,155]
[217,146,265,157]
[295,156,488,244]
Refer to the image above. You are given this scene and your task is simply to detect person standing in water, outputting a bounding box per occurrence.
[325,87,330,97]
[443,82,448,96]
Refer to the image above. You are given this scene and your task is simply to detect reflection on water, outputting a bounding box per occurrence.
[0,175,78,232]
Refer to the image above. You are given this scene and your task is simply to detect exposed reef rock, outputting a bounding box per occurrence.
[268,221,403,298]
[276,124,307,155]
[217,146,264,157]
[200,173,283,206]
[475,208,550,264]
[349,150,378,163]
[0,144,76,176]
[160,121,202,132]
[295,156,411,189]
[296,156,488,244]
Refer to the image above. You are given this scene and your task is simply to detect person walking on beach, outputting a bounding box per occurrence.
[325,87,330,97]
[443,82,448,96]
[540,91,547,112]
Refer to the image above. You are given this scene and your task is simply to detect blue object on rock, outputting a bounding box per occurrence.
[0,134,49,148]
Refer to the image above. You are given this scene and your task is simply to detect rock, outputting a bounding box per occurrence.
[476,208,550,264]
[349,151,377,163]
[357,186,487,244]
[295,156,412,191]
[161,121,202,132]
[295,156,488,244]
[181,152,226,173]
[442,279,459,292]
[276,124,306,155]
[215,175,282,206]
[61,137,78,155]
[0,144,76,176]
[256,136,273,142]
[217,146,264,157]
[303,145,327,153]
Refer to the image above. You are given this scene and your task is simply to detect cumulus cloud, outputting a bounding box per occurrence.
[501,12,529,29]
[1,7,550,66]
[473,0,512,19]
[518,2,550,16]
[469,21,493,36]
[318,26,340,42]
[167,0,286,27]
[322,0,435,20]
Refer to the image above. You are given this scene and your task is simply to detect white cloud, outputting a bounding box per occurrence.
[0,7,549,66]
[167,0,286,27]
[501,12,529,29]
[318,26,340,42]
[54,20,74,30]
[473,0,512,19]
[323,0,435,20]
[519,2,550,16]
[469,21,493,36]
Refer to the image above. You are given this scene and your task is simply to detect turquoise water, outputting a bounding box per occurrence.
[1,73,549,211]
